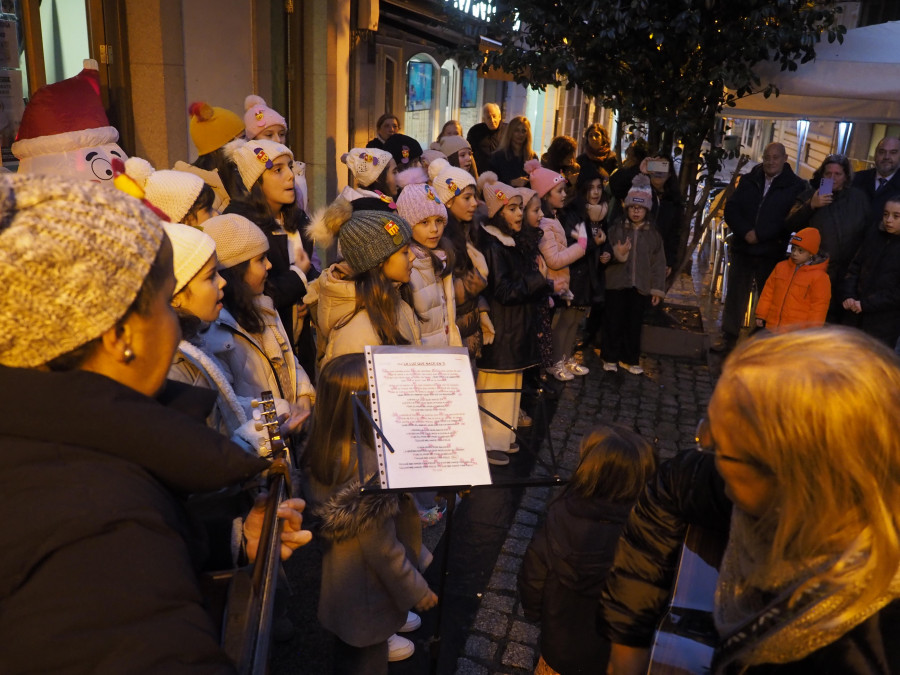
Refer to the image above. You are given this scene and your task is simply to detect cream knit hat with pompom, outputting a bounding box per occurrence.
[122,157,205,223]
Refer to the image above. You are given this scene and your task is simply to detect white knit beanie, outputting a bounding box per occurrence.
[201,214,269,269]
[226,138,293,192]
[342,147,393,187]
[163,222,217,294]
[428,158,476,205]
[396,182,447,228]
[0,174,164,367]
[122,157,205,223]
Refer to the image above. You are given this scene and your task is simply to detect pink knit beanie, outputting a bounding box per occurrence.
[478,171,520,218]
[524,158,566,198]
[243,95,287,140]
[396,182,447,227]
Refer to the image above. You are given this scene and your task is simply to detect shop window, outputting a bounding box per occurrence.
[405,53,438,148]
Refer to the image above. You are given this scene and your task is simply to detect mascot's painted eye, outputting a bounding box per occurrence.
[90,156,113,181]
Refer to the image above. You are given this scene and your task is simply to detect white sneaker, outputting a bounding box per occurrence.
[565,357,590,376]
[602,361,618,372]
[618,361,644,375]
[388,633,415,661]
[546,360,575,381]
[399,611,421,633]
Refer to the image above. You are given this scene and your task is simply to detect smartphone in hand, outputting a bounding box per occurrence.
[647,159,669,174]
[819,177,834,196]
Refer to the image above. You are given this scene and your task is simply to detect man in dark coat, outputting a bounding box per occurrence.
[467,103,507,173]
[851,136,900,225]
[718,142,806,349]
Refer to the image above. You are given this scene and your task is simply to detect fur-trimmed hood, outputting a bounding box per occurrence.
[315,479,400,542]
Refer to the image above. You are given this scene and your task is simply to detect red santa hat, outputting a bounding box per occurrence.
[11,59,119,160]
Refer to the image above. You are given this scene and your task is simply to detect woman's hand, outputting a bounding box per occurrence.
[415,589,439,612]
[281,400,311,435]
[244,495,313,562]
[810,191,834,209]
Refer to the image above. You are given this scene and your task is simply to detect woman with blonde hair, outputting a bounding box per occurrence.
[601,326,900,674]
[488,115,537,187]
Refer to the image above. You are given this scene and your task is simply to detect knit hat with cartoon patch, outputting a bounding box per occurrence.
[0,174,164,367]
[225,138,293,192]
[428,158,476,205]
[384,133,423,169]
[243,95,287,141]
[396,182,447,227]
[342,147,393,187]
[121,157,205,224]
[478,171,519,218]
[339,210,412,275]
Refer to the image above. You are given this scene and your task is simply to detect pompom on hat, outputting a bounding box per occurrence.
[478,171,520,218]
[790,227,821,255]
[243,95,287,141]
[12,59,118,160]
[188,102,245,156]
[342,148,393,188]
[118,156,205,224]
[396,182,447,228]
[624,173,653,208]
[0,174,164,368]
[428,158,476,205]
[163,222,217,294]
[225,138,293,192]
[384,133,423,168]
[201,214,269,269]
[524,158,566,198]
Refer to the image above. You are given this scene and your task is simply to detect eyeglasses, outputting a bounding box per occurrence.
[695,417,773,474]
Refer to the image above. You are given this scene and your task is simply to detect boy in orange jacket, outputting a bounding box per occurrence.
[755,227,831,333]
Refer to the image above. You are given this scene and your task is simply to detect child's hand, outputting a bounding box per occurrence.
[755,318,765,327]
[293,241,312,273]
[612,238,632,263]
[480,312,495,345]
[570,222,589,251]
[415,589,439,612]
[599,251,612,264]
[553,277,568,294]
[651,295,661,306]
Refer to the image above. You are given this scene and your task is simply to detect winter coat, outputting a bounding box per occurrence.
[538,214,586,299]
[598,451,900,673]
[455,241,490,358]
[476,223,553,371]
[576,151,619,177]
[755,254,831,333]
[559,203,604,306]
[851,167,900,226]
[316,480,431,648]
[408,245,463,348]
[467,121,507,174]
[724,164,807,258]
[604,220,667,298]
[519,491,634,675]
[214,296,315,411]
[785,185,870,289]
[303,262,421,369]
[840,226,900,347]
[0,366,268,674]
[488,148,531,186]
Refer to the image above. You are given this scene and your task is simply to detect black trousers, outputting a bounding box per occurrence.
[601,288,649,365]
[722,249,779,337]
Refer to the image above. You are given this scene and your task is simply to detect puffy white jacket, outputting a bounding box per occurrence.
[408,246,462,348]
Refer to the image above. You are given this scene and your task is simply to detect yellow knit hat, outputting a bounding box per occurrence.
[188,102,245,156]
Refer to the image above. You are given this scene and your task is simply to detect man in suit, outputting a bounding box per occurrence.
[852,136,900,223]
[467,103,507,173]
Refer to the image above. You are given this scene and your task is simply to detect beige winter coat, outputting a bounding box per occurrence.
[408,246,463,348]
[304,262,421,370]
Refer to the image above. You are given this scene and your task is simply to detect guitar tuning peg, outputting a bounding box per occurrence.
[255,422,264,432]
[251,399,260,408]
[252,408,262,421]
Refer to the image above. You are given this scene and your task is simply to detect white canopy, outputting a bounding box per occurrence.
[726,21,900,122]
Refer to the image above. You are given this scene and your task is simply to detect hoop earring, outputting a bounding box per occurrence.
[123,347,135,364]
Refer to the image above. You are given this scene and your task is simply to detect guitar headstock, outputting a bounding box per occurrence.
[251,391,286,460]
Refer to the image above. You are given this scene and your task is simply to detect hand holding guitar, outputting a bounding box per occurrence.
[243,494,312,563]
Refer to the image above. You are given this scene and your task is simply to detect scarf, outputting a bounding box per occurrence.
[714,509,900,669]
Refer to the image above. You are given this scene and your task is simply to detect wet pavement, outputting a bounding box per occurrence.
[272,252,725,674]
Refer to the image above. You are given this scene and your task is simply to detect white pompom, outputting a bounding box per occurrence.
[124,156,154,188]
[428,157,450,181]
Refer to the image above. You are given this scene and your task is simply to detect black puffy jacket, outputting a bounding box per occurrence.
[476,223,551,371]
[598,451,900,673]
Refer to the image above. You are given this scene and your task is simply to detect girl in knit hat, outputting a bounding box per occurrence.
[304,209,421,369]
[601,174,666,375]
[396,182,462,348]
[188,101,245,198]
[432,134,478,179]
[116,156,219,227]
[525,158,590,382]
[224,138,318,378]
[342,147,399,200]
[203,213,315,423]
[475,172,558,465]
[429,158,491,360]
[243,95,287,143]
